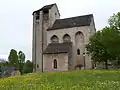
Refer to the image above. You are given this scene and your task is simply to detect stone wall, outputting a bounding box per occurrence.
[43,53,68,72]
[33,4,96,72]
[46,25,95,69]
[32,4,60,72]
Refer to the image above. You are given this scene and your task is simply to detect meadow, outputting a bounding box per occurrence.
[0,70,120,90]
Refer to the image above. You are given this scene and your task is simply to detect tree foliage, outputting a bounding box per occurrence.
[87,12,120,69]
[0,61,9,67]
[23,60,33,74]
[108,12,120,30]
[8,49,27,74]
[18,51,25,64]
[18,51,25,74]
[8,49,18,69]
[0,66,1,72]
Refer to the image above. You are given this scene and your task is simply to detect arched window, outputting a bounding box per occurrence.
[51,35,59,43]
[63,34,71,42]
[77,49,80,55]
[54,59,57,69]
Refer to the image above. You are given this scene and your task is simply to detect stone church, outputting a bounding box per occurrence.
[32,3,96,72]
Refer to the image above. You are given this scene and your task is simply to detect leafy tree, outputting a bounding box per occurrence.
[0,61,9,77]
[86,27,120,69]
[0,63,2,77]
[18,51,25,64]
[0,66,1,72]
[87,12,120,69]
[23,60,33,74]
[8,49,27,74]
[18,51,25,74]
[8,49,18,68]
[108,12,120,30]
[0,61,9,67]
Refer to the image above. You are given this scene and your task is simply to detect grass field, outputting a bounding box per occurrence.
[0,70,120,90]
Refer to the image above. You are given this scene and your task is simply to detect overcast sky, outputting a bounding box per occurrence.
[0,0,119,60]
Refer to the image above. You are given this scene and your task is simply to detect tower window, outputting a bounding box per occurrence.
[36,15,39,20]
[43,10,49,21]
[54,59,57,69]
[43,10,49,14]
[36,12,39,20]
[55,13,57,16]
[77,49,80,55]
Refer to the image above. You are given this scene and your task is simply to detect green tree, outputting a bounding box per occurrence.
[87,12,120,69]
[0,61,9,67]
[18,51,25,64]
[108,12,120,30]
[23,60,33,74]
[18,51,25,74]
[8,49,18,68]
[86,27,120,69]
[0,66,1,72]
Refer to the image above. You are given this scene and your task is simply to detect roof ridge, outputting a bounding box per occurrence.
[42,3,56,7]
[58,14,93,20]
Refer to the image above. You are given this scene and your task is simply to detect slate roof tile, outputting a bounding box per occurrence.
[47,14,93,30]
[43,42,72,54]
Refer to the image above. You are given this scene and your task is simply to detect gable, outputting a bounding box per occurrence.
[32,3,60,16]
[33,4,55,14]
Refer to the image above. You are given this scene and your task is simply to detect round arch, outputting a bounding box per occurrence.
[53,59,57,69]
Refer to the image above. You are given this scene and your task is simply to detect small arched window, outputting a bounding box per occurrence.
[51,35,59,43]
[63,34,71,42]
[54,59,57,69]
[77,49,80,55]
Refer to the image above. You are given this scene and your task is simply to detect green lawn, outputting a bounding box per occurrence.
[0,70,120,90]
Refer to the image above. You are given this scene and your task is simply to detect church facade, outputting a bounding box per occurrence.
[32,3,96,72]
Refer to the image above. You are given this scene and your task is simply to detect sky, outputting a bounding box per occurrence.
[0,0,119,60]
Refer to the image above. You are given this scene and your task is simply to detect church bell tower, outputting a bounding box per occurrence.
[32,3,60,72]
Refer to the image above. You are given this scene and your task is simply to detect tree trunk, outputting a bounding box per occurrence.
[105,61,108,69]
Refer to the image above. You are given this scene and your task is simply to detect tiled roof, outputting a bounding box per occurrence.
[43,42,72,54]
[48,14,93,30]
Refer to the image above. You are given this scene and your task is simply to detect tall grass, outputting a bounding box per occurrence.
[0,70,120,90]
